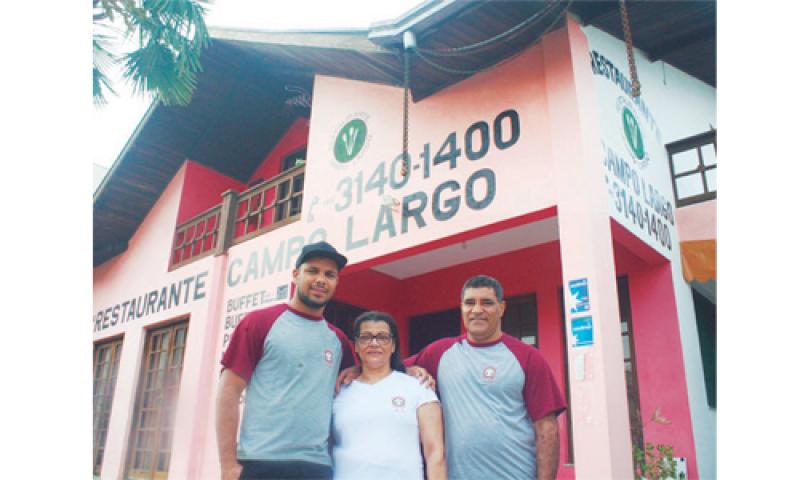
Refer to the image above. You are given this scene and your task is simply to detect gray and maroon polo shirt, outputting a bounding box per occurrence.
[409,334,566,479]
[221,303,355,467]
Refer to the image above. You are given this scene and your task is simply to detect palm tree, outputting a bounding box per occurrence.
[93,0,210,106]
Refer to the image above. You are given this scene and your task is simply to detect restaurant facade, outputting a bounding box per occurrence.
[93,2,716,479]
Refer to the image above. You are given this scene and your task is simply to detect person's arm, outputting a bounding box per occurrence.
[335,365,361,393]
[333,326,360,394]
[404,350,435,389]
[406,365,436,389]
[418,402,447,480]
[533,414,559,480]
[503,338,565,480]
[216,369,247,480]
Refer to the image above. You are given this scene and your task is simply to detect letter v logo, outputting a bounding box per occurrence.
[334,118,367,163]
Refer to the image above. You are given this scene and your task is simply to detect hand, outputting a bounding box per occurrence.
[335,365,361,394]
[221,461,242,480]
[407,365,436,390]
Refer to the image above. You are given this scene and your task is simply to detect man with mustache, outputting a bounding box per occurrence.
[409,275,566,480]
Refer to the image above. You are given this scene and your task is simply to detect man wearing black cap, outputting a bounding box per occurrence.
[216,241,355,480]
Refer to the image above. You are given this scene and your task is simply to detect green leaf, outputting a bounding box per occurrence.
[94,0,209,106]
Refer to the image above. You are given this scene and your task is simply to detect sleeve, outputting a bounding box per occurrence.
[404,336,460,382]
[220,310,274,383]
[334,327,357,371]
[521,348,567,421]
[403,353,419,368]
[416,381,440,408]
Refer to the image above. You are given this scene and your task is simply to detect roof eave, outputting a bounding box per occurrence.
[93,100,159,203]
[367,0,475,46]
[209,27,392,53]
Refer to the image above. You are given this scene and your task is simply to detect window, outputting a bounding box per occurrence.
[273,172,304,222]
[503,294,538,346]
[282,147,307,172]
[231,156,307,244]
[93,337,124,476]
[692,289,716,408]
[325,300,368,341]
[667,129,717,207]
[409,308,461,355]
[126,321,189,480]
[617,276,644,451]
[558,278,644,462]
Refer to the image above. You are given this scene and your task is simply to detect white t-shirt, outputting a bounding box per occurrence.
[332,370,439,480]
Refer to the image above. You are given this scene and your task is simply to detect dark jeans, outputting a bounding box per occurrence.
[239,460,332,480]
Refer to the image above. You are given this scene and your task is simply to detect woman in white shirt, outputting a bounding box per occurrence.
[332,311,447,480]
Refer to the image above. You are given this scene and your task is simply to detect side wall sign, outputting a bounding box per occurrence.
[94,271,209,333]
[587,40,677,257]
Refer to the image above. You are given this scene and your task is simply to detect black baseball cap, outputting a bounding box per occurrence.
[295,241,348,270]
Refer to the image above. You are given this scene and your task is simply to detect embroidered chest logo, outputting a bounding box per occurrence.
[391,396,406,411]
[323,349,334,367]
[482,366,498,383]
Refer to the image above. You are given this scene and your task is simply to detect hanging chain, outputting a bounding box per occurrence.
[401,48,411,177]
[619,0,641,98]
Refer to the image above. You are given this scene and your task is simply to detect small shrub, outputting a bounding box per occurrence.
[633,442,678,480]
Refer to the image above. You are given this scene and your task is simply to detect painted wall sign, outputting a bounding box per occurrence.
[603,142,674,250]
[333,115,369,164]
[221,224,322,354]
[589,50,660,139]
[571,316,594,347]
[93,271,208,332]
[226,228,327,288]
[587,42,677,256]
[620,100,649,167]
[222,285,289,349]
[569,278,590,314]
[319,109,518,252]
[304,48,557,267]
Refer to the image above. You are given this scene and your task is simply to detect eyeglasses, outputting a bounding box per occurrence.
[355,333,393,345]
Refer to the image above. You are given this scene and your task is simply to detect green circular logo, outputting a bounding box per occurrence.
[334,119,367,163]
[622,107,645,160]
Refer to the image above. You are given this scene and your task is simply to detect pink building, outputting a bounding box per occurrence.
[93,2,716,479]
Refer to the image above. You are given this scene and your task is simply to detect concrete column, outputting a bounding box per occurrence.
[542,16,634,479]
[100,328,146,480]
[174,255,230,479]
